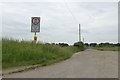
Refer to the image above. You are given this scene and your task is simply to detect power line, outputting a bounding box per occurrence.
[63,0,79,24]
[63,1,83,42]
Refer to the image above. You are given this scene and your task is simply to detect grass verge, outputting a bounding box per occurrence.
[95,46,120,51]
[2,39,84,69]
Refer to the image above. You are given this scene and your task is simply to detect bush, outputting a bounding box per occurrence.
[58,43,69,47]
[90,43,97,47]
[73,41,85,51]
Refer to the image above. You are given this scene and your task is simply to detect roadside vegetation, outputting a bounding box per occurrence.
[95,46,119,51]
[2,38,85,69]
[84,42,120,51]
[96,43,120,51]
[73,41,85,51]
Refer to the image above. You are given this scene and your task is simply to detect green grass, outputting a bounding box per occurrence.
[95,46,120,51]
[2,39,84,69]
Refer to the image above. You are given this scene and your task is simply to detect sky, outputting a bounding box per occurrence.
[0,1,118,45]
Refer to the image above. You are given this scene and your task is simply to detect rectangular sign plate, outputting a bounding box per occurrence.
[31,17,40,32]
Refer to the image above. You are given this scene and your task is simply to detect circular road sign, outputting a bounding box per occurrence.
[32,17,40,25]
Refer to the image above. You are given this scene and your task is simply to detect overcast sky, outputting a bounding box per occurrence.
[1,1,118,44]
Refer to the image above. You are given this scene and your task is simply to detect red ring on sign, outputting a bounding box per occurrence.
[32,17,40,25]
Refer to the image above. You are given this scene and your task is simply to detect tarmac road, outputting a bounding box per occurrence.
[3,49,118,78]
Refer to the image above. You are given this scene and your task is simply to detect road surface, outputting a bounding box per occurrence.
[3,49,118,78]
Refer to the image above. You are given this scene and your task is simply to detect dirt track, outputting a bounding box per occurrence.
[3,49,118,78]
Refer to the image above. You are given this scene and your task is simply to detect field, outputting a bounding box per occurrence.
[2,39,84,69]
[95,46,119,51]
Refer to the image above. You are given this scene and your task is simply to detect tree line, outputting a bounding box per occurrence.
[84,42,120,47]
[44,42,120,48]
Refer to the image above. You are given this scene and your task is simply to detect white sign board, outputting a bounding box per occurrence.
[31,17,40,32]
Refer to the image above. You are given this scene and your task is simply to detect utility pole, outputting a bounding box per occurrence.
[79,24,81,42]
[83,37,84,43]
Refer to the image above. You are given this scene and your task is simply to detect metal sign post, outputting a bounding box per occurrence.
[34,32,37,45]
[31,17,40,45]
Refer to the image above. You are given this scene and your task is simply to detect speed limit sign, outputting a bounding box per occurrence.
[31,17,40,32]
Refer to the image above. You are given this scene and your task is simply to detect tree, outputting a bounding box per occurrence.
[74,41,85,51]
[58,43,69,47]
[115,43,120,47]
[90,43,97,47]
[84,43,89,47]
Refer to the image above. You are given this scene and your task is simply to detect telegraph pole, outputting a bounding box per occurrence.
[83,37,84,43]
[79,24,81,42]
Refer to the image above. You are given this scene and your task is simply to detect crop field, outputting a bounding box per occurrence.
[2,39,84,69]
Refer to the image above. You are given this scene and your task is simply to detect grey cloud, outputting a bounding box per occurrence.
[2,2,118,44]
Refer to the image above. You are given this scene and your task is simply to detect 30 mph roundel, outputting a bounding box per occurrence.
[32,17,40,25]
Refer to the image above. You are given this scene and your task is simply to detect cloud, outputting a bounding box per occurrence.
[1,2,118,44]
[0,0,119,2]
